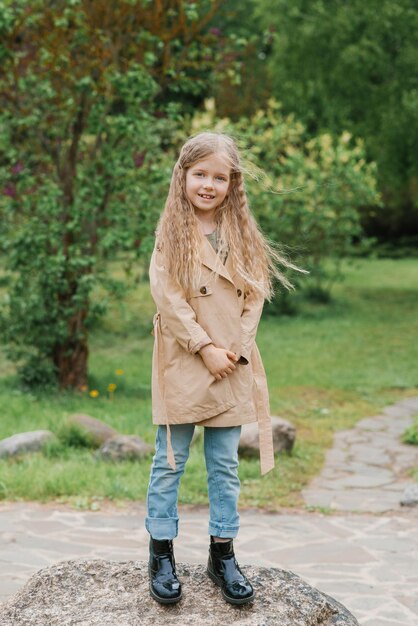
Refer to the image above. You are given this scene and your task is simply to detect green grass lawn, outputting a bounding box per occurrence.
[0,256,417,510]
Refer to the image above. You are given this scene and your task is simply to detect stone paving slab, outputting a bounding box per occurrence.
[1,501,418,626]
[302,396,418,513]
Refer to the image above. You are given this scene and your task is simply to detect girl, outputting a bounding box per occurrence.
[145,131,302,606]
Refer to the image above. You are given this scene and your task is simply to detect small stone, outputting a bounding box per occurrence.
[96,435,153,461]
[400,484,418,507]
[0,430,56,459]
[239,416,296,457]
[67,414,118,446]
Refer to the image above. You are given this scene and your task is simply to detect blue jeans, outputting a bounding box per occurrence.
[145,424,242,540]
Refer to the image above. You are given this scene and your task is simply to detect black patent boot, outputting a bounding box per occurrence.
[207,536,255,605]
[148,537,182,604]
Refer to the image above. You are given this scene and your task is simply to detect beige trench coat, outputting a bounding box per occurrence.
[149,237,274,475]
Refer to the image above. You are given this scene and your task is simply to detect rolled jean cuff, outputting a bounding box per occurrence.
[208,522,239,539]
[145,516,179,540]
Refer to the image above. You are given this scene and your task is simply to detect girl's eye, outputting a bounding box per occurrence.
[193,172,227,181]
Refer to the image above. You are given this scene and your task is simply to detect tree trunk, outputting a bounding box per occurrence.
[53,309,89,390]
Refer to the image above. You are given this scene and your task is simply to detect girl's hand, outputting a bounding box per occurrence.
[198,345,238,381]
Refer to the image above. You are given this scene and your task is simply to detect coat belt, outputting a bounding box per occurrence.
[153,312,176,470]
[152,312,275,475]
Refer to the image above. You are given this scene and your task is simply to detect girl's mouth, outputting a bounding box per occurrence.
[198,193,215,200]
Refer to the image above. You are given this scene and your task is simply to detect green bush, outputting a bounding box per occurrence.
[0,1,235,390]
[56,422,98,450]
[402,420,418,446]
[190,99,381,307]
[0,6,176,390]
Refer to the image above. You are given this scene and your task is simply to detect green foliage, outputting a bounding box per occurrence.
[0,1,228,389]
[369,236,418,259]
[190,99,380,305]
[0,71,173,386]
[402,420,418,446]
[55,422,98,450]
[255,0,418,238]
[41,422,100,460]
[206,0,273,118]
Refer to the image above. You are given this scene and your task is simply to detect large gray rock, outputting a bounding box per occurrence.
[67,413,118,446]
[0,559,359,626]
[240,416,296,457]
[96,435,153,461]
[0,430,56,459]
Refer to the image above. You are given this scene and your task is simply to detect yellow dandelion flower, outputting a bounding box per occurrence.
[108,383,117,393]
[115,369,124,376]
[89,390,99,398]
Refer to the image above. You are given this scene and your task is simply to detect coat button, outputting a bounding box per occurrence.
[200,286,207,295]
[237,289,242,297]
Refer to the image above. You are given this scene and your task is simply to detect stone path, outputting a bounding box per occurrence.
[302,396,418,512]
[1,502,417,626]
[1,395,418,626]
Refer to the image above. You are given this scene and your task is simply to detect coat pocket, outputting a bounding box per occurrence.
[162,349,236,420]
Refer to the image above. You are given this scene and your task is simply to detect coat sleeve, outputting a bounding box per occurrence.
[239,289,265,365]
[149,248,213,355]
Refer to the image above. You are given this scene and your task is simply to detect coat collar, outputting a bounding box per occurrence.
[200,235,236,285]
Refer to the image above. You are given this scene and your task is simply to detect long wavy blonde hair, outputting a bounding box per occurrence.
[156,131,305,300]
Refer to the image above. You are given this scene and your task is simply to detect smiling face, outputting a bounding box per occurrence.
[185,153,231,220]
